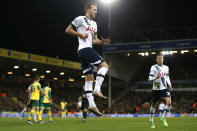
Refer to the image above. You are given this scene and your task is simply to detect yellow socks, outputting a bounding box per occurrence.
[39,111,42,121]
[48,112,52,121]
[27,109,34,121]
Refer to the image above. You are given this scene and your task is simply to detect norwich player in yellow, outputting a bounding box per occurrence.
[27,75,49,124]
[60,100,67,118]
[39,82,53,122]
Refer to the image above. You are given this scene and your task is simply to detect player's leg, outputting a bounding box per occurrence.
[88,107,103,116]
[85,74,94,91]
[33,111,37,122]
[161,97,171,122]
[64,108,67,118]
[163,97,171,118]
[39,108,44,122]
[87,93,103,117]
[84,73,104,116]
[27,100,36,123]
[78,47,108,99]
[79,55,94,97]
[149,90,158,128]
[160,90,171,127]
[34,101,41,123]
[20,106,27,120]
[27,107,35,124]
[150,103,156,123]
[82,108,88,121]
[61,109,65,118]
[47,104,53,122]
[93,61,109,99]
[84,74,103,116]
[48,110,53,122]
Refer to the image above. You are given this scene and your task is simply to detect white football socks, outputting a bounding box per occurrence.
[162,105,171,119]
[150,106,156,122]
[94,67,108,92]
[85,81,93,91]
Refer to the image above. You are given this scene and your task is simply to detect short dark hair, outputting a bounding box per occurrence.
[84,2,97,13]
[44,81,50,87]
[156,53,163,57]
[34,75,40,81]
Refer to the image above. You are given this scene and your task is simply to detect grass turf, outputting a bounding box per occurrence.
[0,117,196,131]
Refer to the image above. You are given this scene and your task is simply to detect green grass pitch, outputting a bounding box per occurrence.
[0,117,196,131]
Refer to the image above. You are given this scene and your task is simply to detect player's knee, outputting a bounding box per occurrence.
[85,74,94,81]
[166,102,171,106]
[83,109,88,112]
[165,99,171,106]
[99,61,109,68]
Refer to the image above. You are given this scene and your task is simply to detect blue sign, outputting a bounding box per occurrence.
[103,39,197,53]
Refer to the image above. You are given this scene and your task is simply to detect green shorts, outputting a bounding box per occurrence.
[40,102,51,109]
[61,109,66,112]
[30,100,39,108]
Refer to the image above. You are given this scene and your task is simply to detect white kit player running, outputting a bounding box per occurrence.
[65,2,110,116]
[148,54,173,128]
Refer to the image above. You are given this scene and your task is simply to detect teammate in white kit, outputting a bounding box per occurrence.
[65,2,110,116]
[148,54,173,128]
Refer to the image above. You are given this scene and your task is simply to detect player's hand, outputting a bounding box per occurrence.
[79,33,88,39]
[169,86,173,91]
[102,37,111,45]
[155,73,161,80]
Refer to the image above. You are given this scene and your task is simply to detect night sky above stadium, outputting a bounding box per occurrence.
[1,0,197,62]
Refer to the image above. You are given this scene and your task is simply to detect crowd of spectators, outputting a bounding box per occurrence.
[0,75,196,114]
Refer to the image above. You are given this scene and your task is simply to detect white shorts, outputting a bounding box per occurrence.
[86,94,96,108]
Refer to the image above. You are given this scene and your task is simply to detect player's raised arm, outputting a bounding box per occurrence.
[93,35,111,45]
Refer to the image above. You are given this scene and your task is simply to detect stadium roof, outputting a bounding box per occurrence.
[0,48,82,80]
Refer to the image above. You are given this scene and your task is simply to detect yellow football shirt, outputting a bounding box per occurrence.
[43,86,51,103]
[61,102,67,110]
[31,82,41,100]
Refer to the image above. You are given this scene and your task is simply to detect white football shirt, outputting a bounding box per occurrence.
[148,64,172,90]
[27,84,32,100]
[71,16,97,51]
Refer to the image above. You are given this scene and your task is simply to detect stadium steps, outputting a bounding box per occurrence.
[110,57,150,107]
[111,83,130,106]
[52,102,60,109]
[8,97,26,108]
[2,96,60,109]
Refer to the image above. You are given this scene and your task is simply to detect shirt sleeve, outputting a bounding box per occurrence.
[71,16,83,28]
[94,22,97,35]
[37,84,41,90]
[166,66,172,86]
[48,88,52,99]
[148,66,156,81]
